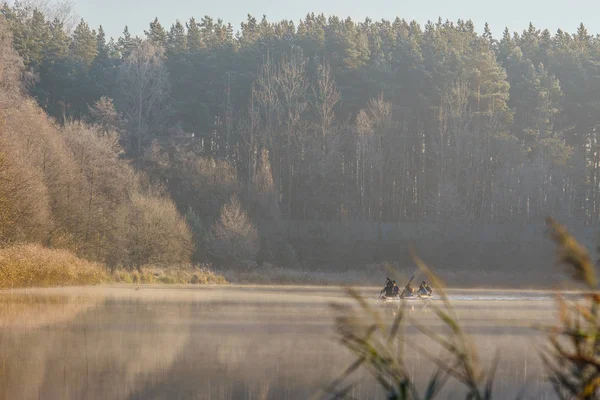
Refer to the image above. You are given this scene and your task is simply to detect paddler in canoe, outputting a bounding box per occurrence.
[400,277,433,299]
[379,275,433,300]
[417,281,433,296]
[379,278,395,298]
[401,282,415,298]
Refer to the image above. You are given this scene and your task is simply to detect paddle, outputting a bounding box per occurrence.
[399,274,415,299]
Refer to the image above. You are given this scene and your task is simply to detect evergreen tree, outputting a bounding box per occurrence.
[145,17,167,46]
[70,19,98,67]
[5,7,600,228]
[186,17,203,51]
[46,18,69,59]
[239,14,259,47]
[90,24,117,103]
[483,22,493,47]
[8,7,50,69]
[167,20,187,55]
[117,26,135,58]
[96,25,108,59]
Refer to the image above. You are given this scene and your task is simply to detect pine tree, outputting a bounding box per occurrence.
[96,25,108,59]
[483,22,493,45]
[117,26,134,58]
[11,8,50,69]
[70,19,98,67]
[90,24,117,104]
[46,18,69,60]
[239,14,259,46]
[167,20,187,55]
[576,23,591,49]
[186,17,203,51]
[145,17,167,46]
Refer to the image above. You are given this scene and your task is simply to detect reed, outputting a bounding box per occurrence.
[0,244,108,288]
[324,217,600,399]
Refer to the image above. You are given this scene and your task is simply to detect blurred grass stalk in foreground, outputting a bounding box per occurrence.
[541,217,600,400]
[323,217,600,400]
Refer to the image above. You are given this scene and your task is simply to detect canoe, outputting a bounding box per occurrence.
[380,294,433,302]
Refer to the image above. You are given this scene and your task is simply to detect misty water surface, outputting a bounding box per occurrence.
[0,286,558,399]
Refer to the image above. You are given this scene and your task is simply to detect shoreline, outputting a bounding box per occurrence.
[0,283,587,294]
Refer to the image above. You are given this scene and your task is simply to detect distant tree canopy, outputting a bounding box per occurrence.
[2,5,600,267]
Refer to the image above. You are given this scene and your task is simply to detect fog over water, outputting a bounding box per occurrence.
[0,285,560,399]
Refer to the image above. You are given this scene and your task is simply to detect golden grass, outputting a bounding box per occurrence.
[0,243,227,288]
[111,264,228,285]
[0,244,108,288]
[539,218,600,399]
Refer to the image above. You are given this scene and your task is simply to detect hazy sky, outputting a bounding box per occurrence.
[73,0,598,40]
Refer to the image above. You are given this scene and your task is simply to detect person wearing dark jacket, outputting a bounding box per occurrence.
[380,278,394,297]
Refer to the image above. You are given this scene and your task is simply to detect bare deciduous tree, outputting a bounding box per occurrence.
[312,61,339,152]
[252,148,279,219]
[208,196,259,265]
[88,96,122,135]
[0,16,24,106]
[181,156,239,221]
[119,192,193,271]
[18,0,78,32]
[355,94,395,221]
[0,139,50,244]
[117,40,169,157]
[62,121,130,259]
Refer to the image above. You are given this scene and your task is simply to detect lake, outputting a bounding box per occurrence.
[0,285,559,399]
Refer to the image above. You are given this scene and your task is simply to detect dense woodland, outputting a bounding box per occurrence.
[1,1,600,270]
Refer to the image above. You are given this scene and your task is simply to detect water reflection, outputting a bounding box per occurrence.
[0,286,557,399]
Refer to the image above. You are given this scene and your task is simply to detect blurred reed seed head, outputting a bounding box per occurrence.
[546,217,597,290]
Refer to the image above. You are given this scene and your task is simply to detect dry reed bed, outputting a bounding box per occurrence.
[0,244,108,288]
[113,264,227,285]
[0,244,228,288]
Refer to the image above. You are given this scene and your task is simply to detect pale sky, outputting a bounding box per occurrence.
[73,0,598,40]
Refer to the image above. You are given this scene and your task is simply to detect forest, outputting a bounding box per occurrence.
[1,1,600,278]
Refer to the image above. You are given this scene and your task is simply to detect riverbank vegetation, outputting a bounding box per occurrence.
[0,244,107,288]
[0,244,226,288]
[1,3,600,286]
[112,264,227,285]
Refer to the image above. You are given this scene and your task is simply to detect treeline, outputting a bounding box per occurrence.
[0,17,192,271]
[2,2,600,268]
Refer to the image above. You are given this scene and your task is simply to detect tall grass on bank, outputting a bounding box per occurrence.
[540,218,600,400]
[324,218,600,400]
[0,244,108,288]
[112,264,227,285]
[0,243,227,288]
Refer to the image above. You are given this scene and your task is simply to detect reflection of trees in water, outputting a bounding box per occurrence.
[0,293,99,329]
[0,295,190,400]
[126,307,549,400]
[0,290,556,399]
[128,333,368,400]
